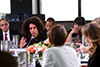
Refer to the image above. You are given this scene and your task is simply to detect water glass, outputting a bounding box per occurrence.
[12,35,19,48]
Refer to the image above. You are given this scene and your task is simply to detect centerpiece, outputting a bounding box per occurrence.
[27,38,50,64]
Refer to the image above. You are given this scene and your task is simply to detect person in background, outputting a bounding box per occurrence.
[0,19,21,41]
[42,24,80,67]
[45,17,55,32]
[77,17,100,53]
[91,17,100,25]
[20,16,46,48]
[66,16,86,43]
[0,51,18,67]
[81,23,100,67]
[41,17,55,39]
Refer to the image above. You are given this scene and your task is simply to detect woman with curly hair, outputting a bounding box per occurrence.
[81,23,100,67]
[20,16,46,48]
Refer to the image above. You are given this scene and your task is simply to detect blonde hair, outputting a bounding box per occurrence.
[91,17,100,25]
[81,23,100,58]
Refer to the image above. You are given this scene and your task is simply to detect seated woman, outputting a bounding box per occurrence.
[42,24,80,67]
[20,16,47,48]
[77,17,100,53]
[81,23,100,67]
[66,16,86,43]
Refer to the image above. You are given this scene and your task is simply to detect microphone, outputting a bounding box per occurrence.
[27,36,34,47]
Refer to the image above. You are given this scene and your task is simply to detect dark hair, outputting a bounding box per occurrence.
[21,16,44,36]
[0,51,18,67]
[72,16,86,28]
[46,17,55,24]
[48,24,67,46]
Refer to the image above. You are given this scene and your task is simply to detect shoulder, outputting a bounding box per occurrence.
[10,29,19,32]
[44,46,76,54]
[42,29,47,33]
[67,28,72,34]
[36,30,47,42]
[10,29,20,34]
[0,29,2,33]
[43,47,56,54]
[88,53,100,67]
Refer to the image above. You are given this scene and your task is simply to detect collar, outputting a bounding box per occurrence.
[3,29,10,35]
[31,36,34,39]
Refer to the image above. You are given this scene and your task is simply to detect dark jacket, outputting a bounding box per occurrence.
[23,30,47,48]
[88,48,100,67]
[0,28,21,41]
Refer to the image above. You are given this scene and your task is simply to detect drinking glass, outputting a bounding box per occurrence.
[12,35,19,48]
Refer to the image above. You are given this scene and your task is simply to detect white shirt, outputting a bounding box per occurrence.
[42,46,80,67]
[3,29,10,41]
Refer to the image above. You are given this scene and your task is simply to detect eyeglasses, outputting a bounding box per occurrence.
[0,23,8,27]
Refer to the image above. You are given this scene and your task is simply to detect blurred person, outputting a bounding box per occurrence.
[0,51,18,67]
[91,17,100,25]
[66,16,86,43]
[20,16,46,48]
[81,23,100,67]
[0,19,21,41]
[45,17,55,32]
[42,24,80,67]
[41,17,55,39]
[77,17,100,53]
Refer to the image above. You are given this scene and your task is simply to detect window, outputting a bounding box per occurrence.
[41,0,78,21]
[81,0,100,20]
[0,0,11,13]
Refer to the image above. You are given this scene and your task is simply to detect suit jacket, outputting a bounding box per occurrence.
[0,28,21,41]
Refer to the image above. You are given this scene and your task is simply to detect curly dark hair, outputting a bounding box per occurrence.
[21,16,44,36]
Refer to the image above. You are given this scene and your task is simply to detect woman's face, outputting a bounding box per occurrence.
[73,23,82,32]
[29,23,39,38]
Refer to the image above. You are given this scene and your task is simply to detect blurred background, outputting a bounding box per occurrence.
[0,0,99,32]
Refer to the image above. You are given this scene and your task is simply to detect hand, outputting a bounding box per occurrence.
[71,28,79,34]
[76,45,88,53]
[20,37,27,48]
[75,43,82,46]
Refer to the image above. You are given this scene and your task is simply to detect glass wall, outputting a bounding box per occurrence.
[1,0,100,21]
[41,0,78,21]
[0,0,11,19]
[81,0,100,20]
[0,0,11,13]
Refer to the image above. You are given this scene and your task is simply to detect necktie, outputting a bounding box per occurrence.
[5,34,8,41]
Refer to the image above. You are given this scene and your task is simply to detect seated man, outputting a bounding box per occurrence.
[0,19,21,41]
[41,17,55,40]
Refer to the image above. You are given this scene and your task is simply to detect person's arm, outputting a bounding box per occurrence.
[76,43,89,53]
[42,50,55,67]
[66,28,79,42]
[66,33,73,42]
